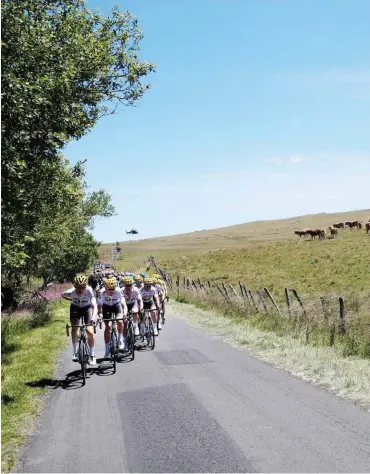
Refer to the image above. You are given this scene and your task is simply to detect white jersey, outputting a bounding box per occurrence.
[98,288,123,306]
[134,283,144,292]
[62,286,96,308]
[155,284,163,296]
[121,287,142,305]
[140,286,158,302]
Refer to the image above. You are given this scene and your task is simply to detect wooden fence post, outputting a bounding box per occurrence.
[284,287,291,317]
[248,289,259,312]
[207,281,213,295]
[191,280,199,292]
[222,282,230,299]
[257,290,268,312]
[338,296,346,334]
[229,284,240,300]
[216,284,227,299]
[243,285,251,308]
[264,287,282,316]
[291,288,307,317]
[239,281,245,298]
[200,283,209,295]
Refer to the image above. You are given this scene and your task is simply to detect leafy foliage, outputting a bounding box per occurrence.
[1,0,154,306]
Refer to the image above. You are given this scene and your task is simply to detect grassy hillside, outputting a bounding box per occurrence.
[99,209,370,297]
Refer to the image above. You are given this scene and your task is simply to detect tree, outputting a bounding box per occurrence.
[1,0,154,305]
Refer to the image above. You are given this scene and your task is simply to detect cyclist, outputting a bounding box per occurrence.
[134,274,144,291]
[140,277,160,336]
[97,277,127,358]
[156,277,167,325]
[61,275,97,365]
[88,273,99,299]
[121,276,143,336]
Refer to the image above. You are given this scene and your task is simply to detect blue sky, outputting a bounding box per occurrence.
[64,0,370,242]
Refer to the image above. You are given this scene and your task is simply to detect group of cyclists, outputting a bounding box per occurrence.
[61,269,168,366]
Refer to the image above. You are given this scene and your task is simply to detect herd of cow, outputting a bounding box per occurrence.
[294,219,370,240]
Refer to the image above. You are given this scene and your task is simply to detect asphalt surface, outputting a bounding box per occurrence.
[15,314,370,473]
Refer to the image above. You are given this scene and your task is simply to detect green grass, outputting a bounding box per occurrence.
[101,210,370,297]
[1,302,69,472]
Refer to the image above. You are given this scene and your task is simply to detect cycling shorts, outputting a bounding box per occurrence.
[70,305,93,325]
[127,302,139,313]
[102,303,123,320]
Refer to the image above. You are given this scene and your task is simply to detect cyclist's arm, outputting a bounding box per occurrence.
[121,297,128,317]
[153,293,160,309]
[137,293,143,311]
[61,288,73,301]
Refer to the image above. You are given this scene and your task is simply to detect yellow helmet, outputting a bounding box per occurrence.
[134,275,143,282]
[144,277,153,285]
[123,276,134,285]
[74,275,88,287]
[105,278,116,289]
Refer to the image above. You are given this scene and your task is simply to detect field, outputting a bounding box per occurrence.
[100,209,370,297]
[99,209,370,406]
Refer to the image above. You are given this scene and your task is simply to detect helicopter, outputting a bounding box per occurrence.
[126,228,139,235]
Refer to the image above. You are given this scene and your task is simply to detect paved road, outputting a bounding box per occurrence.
[15,314,370,473]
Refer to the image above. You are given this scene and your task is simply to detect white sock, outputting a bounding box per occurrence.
[123,336,127,346]
[118,334,123,343]
[73,343,78,354]
[90,346,95,356]
[105,343,110,352]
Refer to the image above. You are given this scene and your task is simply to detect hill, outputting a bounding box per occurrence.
[99,209,370,296]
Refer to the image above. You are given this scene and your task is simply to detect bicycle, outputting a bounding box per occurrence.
[141,308,155,350]
[126,311,135,361]
[98,311,122,374]
[66,317,97,386]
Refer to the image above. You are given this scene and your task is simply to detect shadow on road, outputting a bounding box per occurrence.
[26,365,101,391]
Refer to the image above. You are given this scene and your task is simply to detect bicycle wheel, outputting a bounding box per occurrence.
[78,340,86,385]
[110,329,118,373]
[146,318,155,351]
[127,323,135,361]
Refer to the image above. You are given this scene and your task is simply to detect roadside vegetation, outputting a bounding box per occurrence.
[1,298,70,472]
[2,1,154,471]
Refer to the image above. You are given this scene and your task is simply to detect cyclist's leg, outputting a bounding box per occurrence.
[84,306,96,365]
[103,305,112,357]
[130,302,140,335]
[150,305,158,335]
[70,305,80,361]
[157,295,163,329]
[115,303,127,350]
[141,303,149,336]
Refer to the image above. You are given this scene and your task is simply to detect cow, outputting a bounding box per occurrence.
[366,222,370,234]
[328,226,339,237]
[333,222,345,229]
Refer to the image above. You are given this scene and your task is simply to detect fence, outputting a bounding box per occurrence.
[146,256,369,357]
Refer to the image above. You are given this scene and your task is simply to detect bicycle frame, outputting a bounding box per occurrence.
[66,316,96,386]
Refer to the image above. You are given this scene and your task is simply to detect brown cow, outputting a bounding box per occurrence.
[366,222,370,234]
[333,222,345,229]
[329,226,339,237]
[345,220,361,230]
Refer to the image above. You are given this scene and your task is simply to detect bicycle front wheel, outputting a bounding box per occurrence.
[146,318,155,351]
[110,330,118,373]
[78,340,87,385]
[127,323,135,361]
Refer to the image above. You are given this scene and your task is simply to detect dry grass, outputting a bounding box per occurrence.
[169,300,370,411]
